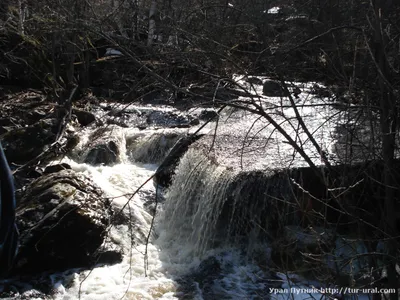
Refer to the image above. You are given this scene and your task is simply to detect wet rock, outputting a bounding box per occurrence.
[14,169,122,274]
[187,85,247,103]
[311,84,331,98]
[22,168,43,179]
[72,109,96,126]
[292,86,301,98]
[0,288,50,300]
[141,189,164,215]
[84,141,119,165]
[245,77,263,85]
[189,118,200,126]
[198,109,219,121]
[197,256,221,278]
[175,256,222,299]
[43,163,72,174]
[98,104,147,128]
[107,105,142,117]
[154,134,204,187]
[64,135,80,154]
[194,256,222,294]
[146,110,198,128]
[262,80,289,97]
[219,170,296,238]
[81,126,123,166]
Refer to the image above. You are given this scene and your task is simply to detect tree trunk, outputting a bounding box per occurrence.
[147,0,157,46]
[130,0,139,39]
[18,0,28,34]
[372,1,398,298]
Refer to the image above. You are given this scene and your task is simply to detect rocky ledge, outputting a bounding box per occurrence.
[13,166,122,275]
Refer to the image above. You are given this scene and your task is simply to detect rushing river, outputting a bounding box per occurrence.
[3,78,377,299]
[50,127,272,299]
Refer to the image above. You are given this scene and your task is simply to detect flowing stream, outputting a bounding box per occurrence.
[6,79,377,299]
[57,81,341,299]
[49,127,272,300]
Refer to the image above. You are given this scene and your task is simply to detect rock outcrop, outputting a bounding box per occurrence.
[154,134,205,187]
[72,108,96,127]
[262,80,288,97]
[14,169,122,274]
[79,126,123,166]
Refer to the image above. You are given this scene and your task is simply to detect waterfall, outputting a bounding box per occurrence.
[70,125,128,164]
[160,148,234,257]
[128,131,183,164]
[159,147,298,260]
[6,87,348,298]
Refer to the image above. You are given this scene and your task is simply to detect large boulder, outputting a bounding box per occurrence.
[198,109,219,121]
[72,108,96,127]
[154,134,204,187]
[14,169,122,274]
[81,126,123,166]
[262,80,288,97]
[84,140,120,165]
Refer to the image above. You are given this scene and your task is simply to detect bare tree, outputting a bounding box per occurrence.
[147,0,157,46]
[371,0,398,298]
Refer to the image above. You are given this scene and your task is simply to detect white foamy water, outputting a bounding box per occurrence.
[45,127,271,300]
[51,158,178,300]
[203,77,346,170]
[10,80,372,299]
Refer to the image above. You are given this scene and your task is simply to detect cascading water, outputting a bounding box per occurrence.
[47,125,273,300]
[158,148,298,259]
[48,127,180,300]
[128,131,182,164]
[4,81,364,300]
[159,148,236,257]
